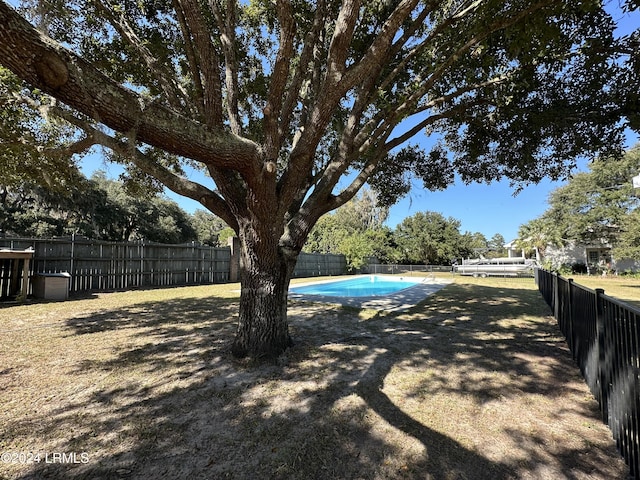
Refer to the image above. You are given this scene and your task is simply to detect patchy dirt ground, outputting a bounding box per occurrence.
[0,279,629,479]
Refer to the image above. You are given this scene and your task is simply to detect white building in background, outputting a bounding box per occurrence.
[504,240,525,259]
[541,241,640,274]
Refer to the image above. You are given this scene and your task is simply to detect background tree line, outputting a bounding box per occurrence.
[0,170,234,245]
[304,190,507,269]
[2,170,508,267]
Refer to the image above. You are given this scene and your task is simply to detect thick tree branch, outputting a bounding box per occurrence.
[286,0,365,160]
[275,3,327,214]
[302,88,492,217]
[262,0,295,163]
[0,1,260,173]
[310,107,474,217]
[285,0,417,200]
[381,75,511,151]
[3,134,93,157]
[210,0,242,135]
[387,101,485,153]
[325,0,360,83]
[178,0,224,128]
[328,160,381,212]
[293,2,427,211]
[278,0,326,138]
[378,2,465,95]
[93,130,238,230]
[282,0,559,234]
[172,0,207,121]
[45,135,95,156]
[407,0,555,108]
[277,1,420,232]
[32,100,237,227]
[349,1,554,169]
[340,0,420,89]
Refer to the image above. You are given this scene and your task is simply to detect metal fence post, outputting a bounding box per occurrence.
[553,271,560,319]
[595,287,609,425]
[567,278,575,357]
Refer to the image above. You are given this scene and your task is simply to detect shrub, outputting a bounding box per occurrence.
[571,262,588,274]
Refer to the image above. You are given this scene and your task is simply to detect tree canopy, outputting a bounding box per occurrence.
[0,0,638,357]
[0,171,230,243]
[0,1,634,221]
[517,145,640,262]
[0,65,88,193]
[395,211,466,265]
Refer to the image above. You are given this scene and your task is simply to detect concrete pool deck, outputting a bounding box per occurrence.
[289,275,454,312]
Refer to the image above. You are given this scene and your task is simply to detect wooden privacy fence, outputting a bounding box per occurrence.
[0,237,347,298]
[293,251,346,277]
[536,268,639,477]
[1,236,231,295]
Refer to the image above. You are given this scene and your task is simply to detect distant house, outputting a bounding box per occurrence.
[542,241,640,274]
[504,240,525,259]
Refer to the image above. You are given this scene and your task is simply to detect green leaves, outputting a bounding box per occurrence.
[522,145,640,258]
[0,67,86,192]
[0,172,214,243]
[303,189,395,268]
[369,144,454,207]
[395,211,464,265]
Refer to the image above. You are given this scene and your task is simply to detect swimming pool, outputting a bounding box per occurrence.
[289,275,422,297]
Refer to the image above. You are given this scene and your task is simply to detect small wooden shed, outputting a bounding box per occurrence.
[0,248,34,300]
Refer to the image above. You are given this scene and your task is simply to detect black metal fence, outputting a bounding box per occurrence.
[535,268,639,477]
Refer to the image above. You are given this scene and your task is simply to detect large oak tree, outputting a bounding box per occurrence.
[0,0,636,358]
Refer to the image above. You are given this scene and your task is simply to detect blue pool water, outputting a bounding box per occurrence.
[290,276,421,297]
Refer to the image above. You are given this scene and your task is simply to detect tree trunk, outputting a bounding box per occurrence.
[231,230,298,359]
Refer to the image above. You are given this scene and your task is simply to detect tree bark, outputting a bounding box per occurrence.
[0,2,260,174]
[231,226,298,359]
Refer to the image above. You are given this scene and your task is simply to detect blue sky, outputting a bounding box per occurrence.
[79,3,640,242]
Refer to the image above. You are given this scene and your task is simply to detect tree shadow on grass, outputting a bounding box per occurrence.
[5,283,628,479]
[64,296,240,377]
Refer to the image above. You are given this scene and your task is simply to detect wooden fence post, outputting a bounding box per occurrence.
[228,237,240,283]
[595,287,609,425]
[70,233,75,281]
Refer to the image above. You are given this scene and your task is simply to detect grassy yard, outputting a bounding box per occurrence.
[0,276,631,479]
[554,273,640,309]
